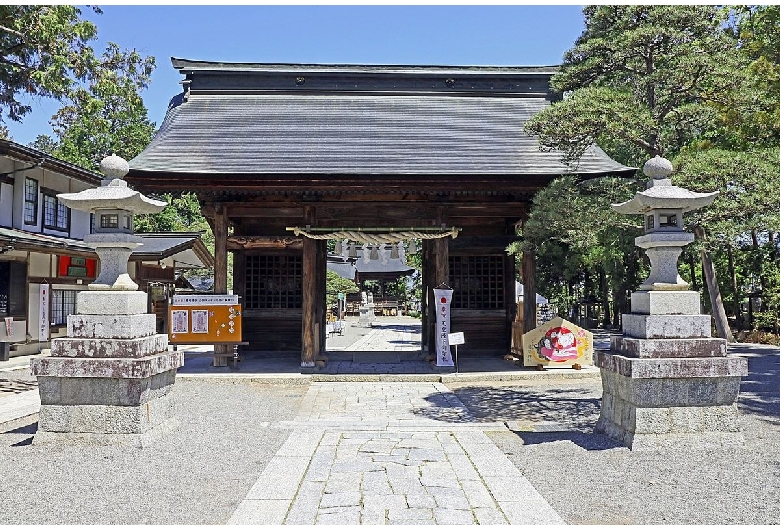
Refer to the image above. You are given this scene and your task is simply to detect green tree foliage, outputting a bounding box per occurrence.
[0,6,101,124]
[520,5,780,340]
[512,175,644,326]
[326,270,359,307]
[525,5,742,164]
[45,43,155,171]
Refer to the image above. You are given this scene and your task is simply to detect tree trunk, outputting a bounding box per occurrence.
[726,245,741,330]
[694,226,734,342]
[522,250,536,333]
[599,268,611,329]
[688,252,698,291]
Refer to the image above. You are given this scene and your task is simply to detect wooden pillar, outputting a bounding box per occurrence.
[301,206,317,367]
[420,240,428,350]
[317,238,327,355]
[522,250,536,333]
[213,204,230,365]
[428,237,449,353]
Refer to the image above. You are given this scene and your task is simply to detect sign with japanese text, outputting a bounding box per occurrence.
[169,295,242,344]
[448,332,464,345]
[434,287,454,367]
[39,284,50,341]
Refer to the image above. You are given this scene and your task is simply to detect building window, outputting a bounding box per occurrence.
[23,178,38,224]
[100,214,119,229]
[245,255,303,309]
[449,255,505,310]
[43,193,70,231]
[51,289,77,325]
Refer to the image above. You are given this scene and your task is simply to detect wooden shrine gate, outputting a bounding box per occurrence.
[126,59,633,367]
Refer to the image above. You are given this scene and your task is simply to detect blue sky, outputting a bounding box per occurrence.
[7,5,587,146]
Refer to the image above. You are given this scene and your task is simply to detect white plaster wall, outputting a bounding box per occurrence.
[0,182,12,226]
[28,252,55,278]
[69,209,92,239]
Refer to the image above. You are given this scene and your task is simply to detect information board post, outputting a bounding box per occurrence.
[448,332,465,374]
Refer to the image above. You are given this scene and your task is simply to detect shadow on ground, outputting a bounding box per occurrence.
[731,344,780,425]
[439,382,622,450]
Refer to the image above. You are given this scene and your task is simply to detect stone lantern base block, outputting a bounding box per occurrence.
[77,290,149,316]
[621,314,712,339]
[595,351,747,450]
[611,336,727,358]
[33,368,178,446]
[51,334,170,359]
[68,313,156,339]
[32,418,179,448]
[631,290,701,315]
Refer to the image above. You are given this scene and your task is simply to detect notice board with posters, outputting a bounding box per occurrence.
[168,294,243,344]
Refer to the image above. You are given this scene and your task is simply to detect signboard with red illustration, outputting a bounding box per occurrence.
[521,317,593,367]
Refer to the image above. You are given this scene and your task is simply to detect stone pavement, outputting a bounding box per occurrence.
[229,381,564,525]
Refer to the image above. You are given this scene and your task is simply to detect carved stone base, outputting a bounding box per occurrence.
[595,352,747,450]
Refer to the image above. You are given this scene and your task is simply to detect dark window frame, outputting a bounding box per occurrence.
[42,190,70,231]
[245,255,303,309]
[23,177,38,225]
[51,289,77,325]
[449,255,505,310]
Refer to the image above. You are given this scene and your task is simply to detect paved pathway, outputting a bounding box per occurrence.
[229,382,564,525]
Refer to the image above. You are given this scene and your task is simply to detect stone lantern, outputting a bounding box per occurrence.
[30,155,182,447]
[594,156,748,450]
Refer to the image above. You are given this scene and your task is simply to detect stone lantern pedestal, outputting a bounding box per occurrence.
[30,155,179,447]
[595,156,748,450]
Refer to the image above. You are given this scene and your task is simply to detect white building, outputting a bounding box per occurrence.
[0,140,213,358]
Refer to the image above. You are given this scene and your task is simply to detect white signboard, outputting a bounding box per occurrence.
[448,332,465,345]
[172,294,238,306]
[39,284,50,341]
[434,287,454,367]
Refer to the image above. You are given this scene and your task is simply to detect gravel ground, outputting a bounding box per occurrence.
[0,378,307,525]
[448,343,780,525]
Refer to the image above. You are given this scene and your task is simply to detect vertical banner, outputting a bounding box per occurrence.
[39,284,50,342]
[434,287,454,367]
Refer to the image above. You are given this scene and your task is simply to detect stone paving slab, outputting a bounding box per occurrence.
[229,382,564,525]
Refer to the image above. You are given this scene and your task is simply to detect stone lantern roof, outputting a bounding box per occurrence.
[611,155,718,215]
[57,154,167,214]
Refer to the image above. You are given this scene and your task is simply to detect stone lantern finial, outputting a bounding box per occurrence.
[642,155,673,180]
[100,154,130,180]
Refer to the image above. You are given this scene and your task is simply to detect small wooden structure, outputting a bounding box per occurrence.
[126,59,632,367]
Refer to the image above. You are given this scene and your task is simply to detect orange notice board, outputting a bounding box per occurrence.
[168,294,243,344]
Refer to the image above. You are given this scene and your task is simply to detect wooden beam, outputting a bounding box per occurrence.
[226,236,303,250]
